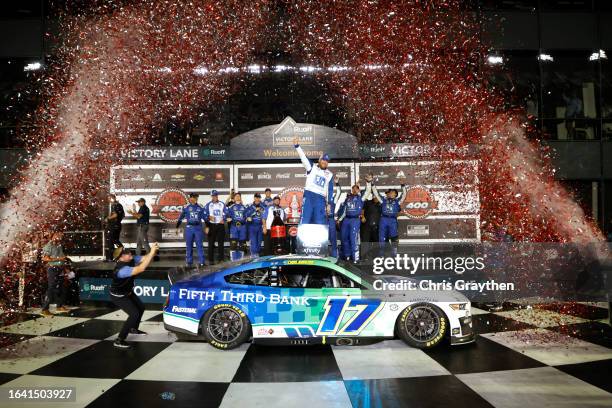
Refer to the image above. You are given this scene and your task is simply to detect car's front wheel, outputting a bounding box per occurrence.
[397,303,447,349]
[202,304,251,350]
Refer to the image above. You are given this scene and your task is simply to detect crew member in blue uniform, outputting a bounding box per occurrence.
[245,193,265,257]
[329,176,341,257]
[263,188,273,207]
[176,193,208,267]
[227,192,248,260]
[293,137,334,225]
[364,174,407,255]
[338,184,365,262]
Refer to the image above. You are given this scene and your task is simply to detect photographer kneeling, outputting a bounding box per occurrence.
[111,243,159,349]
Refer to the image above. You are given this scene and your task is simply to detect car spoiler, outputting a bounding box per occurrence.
[168,266,216,285]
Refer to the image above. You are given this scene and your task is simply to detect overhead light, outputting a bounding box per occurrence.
[193,66,209,76]
[273,65,293,72]
[24,62,42,71]
[247,64,261,74]
[538,53,553,62]
[589,50,607,61]
[364,64,386,70]
[299,66,321,73]
[157,67,172,73]
[486,55,504,65]
[328,65,350,72]
[218,67,240,74]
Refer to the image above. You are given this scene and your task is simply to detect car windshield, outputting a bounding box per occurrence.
[168,256,256,284]
[335,259,374,284]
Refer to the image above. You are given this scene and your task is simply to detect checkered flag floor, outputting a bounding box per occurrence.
[0,302,610,407]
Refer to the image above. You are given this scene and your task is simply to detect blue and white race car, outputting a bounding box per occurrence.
[163,255,474,350]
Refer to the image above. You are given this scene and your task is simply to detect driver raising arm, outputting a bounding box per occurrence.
[293,136,334,225]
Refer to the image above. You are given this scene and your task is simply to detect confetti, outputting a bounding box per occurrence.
[0,1,605,318]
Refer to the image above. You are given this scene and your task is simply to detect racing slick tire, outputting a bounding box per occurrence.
[201,303,251,350]
[396,303,447,349]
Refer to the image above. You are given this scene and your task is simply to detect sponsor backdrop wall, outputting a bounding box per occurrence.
[111,161,479,247]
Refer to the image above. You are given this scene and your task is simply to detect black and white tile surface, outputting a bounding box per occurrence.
[0,303,610,408]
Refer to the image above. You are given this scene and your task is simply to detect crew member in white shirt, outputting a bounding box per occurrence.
[204,190,227,264]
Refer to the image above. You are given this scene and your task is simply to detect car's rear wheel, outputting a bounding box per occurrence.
[202,304,251,350]
[397,303,447,349]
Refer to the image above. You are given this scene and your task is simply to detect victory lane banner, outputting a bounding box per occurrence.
[80,277,169,303]
[115,117,477,162]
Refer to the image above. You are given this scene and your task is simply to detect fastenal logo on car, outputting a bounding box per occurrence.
[403,186,438,218]
[153,188,189,222]
[171,306,197,313]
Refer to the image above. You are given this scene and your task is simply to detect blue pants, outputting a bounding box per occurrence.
[248,224,263,256]
[341,217,361,261]
[229,224,247,261]
[379,217,398,242]
[328,217,338,257]
[185,225,205,265]
[379,216,398,256]
[230,224,247,240]
[300,190,327,225]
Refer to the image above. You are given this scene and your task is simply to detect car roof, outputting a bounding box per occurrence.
[220,255,370,283]
[260,254,338,263]
[222,255,338,273]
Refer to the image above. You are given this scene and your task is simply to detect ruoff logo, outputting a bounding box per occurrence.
[153,189,189,223]
[402,186,438,218]
[84,283,106,292]
[272,116,315,147]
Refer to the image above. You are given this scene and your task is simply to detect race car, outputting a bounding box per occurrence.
[162,255,474,350]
